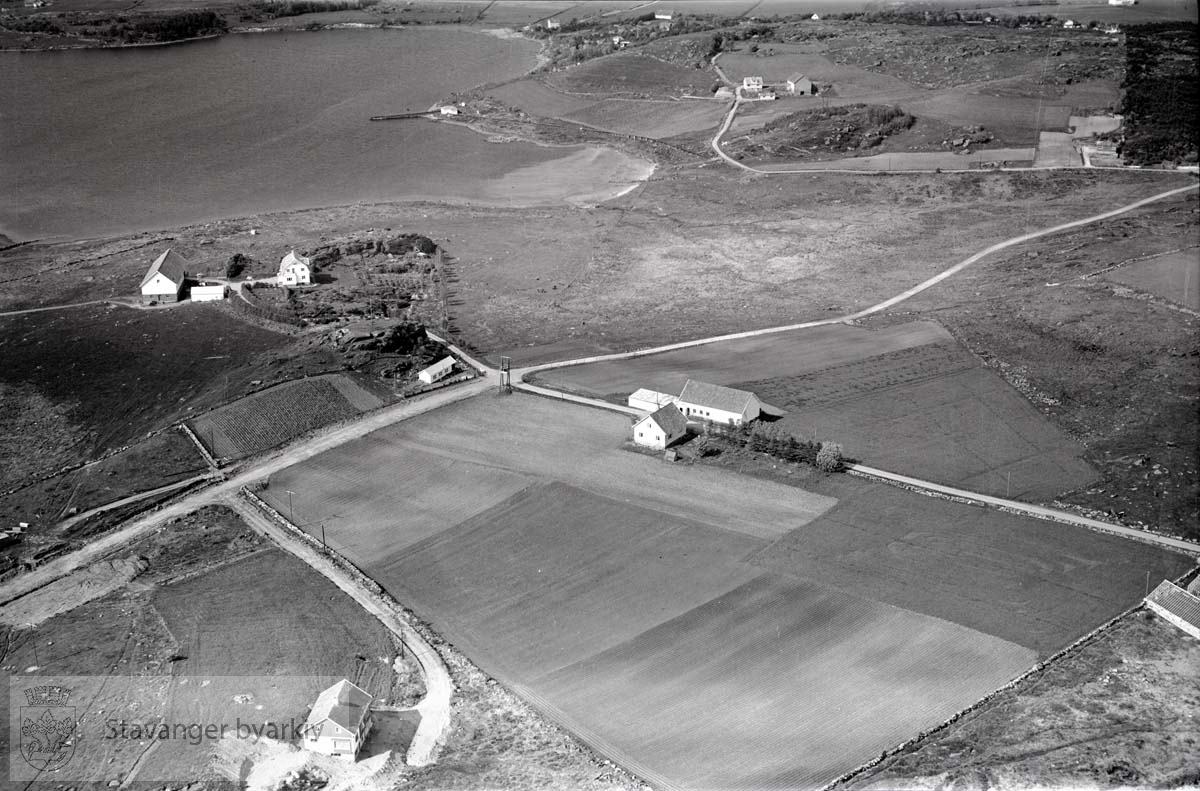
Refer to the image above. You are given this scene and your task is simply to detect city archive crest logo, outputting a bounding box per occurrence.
[20,685,76,771]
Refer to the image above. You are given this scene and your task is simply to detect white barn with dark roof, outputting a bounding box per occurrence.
[677,379,761,426]
[303,679,373,760]
[633,403,688,450]
[140,249,189,304]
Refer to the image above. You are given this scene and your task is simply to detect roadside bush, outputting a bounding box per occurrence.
[225,253,249,279]
[0,17,63,34]
[815,442,844,472]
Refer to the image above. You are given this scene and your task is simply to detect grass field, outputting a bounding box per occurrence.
[841,609,1200,789]
[563,98,728,139]
[1103,249,1200,310]
[749,476,1193,656]
[546,53,718,98]
[534,321,950,399]
[743,343,1099,500]
[0,303,289,479]
[260,393,1193,790]
[188,373,385,459]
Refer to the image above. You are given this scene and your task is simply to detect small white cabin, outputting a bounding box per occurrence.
[278,250,312,287]
[303,680,373,761]
[418,356,456,384]
[633,404,688,450]
[140,249,189,304]
[440,105,460,116]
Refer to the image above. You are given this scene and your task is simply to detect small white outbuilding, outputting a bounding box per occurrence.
[633,403,688,450]
[627,388,680,413]
[418,356,456,384]
[190,283,227,302]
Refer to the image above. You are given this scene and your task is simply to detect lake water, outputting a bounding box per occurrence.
[0,28,649,241]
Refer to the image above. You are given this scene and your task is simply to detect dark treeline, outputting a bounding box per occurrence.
[130,10,227,42]
[249,0,379,19]
[1118,23,1199,165]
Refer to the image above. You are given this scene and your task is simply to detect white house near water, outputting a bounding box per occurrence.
[190,282,227,302]
[676,379,761,425]
[139,249,189,304]
[627,388,680,413]
[633,403,688,450]
[418,356,456,384]
[278,250,312,286]
[303,679,373,761]
[786,73,814,95]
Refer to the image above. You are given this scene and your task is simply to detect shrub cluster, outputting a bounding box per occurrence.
[131,10,227,42]
[250,0,378,18]
[0,17,64,34]
[704,420,844,471]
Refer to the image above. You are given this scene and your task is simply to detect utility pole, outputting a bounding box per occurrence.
[286,490,296,524]
[321,523,327,553]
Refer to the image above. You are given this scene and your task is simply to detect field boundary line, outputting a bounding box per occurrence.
[234,490,454,768]
[179,422,220,471]
[847,464,1200,555]
[825,562,1199,791]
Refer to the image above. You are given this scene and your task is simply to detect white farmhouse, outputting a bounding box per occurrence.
[742,76,764,93]
[278,250,312,287]
[676,379,761,426]
[418,356,456,384]
[190,282,227,302]
[627,388,679,413]
[633,403,688,450]
[139,249,189,304]
[439,105,460,116]
[303,679,373,761]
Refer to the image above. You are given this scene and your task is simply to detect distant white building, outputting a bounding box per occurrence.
[786,73,814,95]
[1062,19,1078,28]
[633,404,688,450]
[439,105,459,116]
[742,76,764,93]
[278,250,312,287]
[810,13,821,20]
[676,379,761,426]
[190,282,227,302]
[1108,0,1136,6]
[544,18,560,30]
[654,11,673,20]
[628,388,679,413]
[139,249,189,304]
[303,679,373,761]
[418,356,456,384]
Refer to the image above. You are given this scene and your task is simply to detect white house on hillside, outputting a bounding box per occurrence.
[140,249,189,304]
[633,403,688,450]
[742,76,764,93]
[418,356,456,384]
[278,250,312,286]
[303,679,373,761]
[676,379,761,425]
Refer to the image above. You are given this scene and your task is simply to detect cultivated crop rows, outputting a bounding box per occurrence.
[189,376,369,459]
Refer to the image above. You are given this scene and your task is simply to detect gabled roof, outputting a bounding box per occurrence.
[629,388,678,406]
[787,72,809,83]
[420,356,456,375]
[1147,580,1200,630]
[642,403,688,436]
[281,250,311,270]
[306,679,372,735]
[140,249,189,289]
[678,379,757,414]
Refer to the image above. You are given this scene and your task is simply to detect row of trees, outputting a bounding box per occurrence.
[701,419,844,472]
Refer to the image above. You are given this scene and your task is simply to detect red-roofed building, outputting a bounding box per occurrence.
[303,679,373,760]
